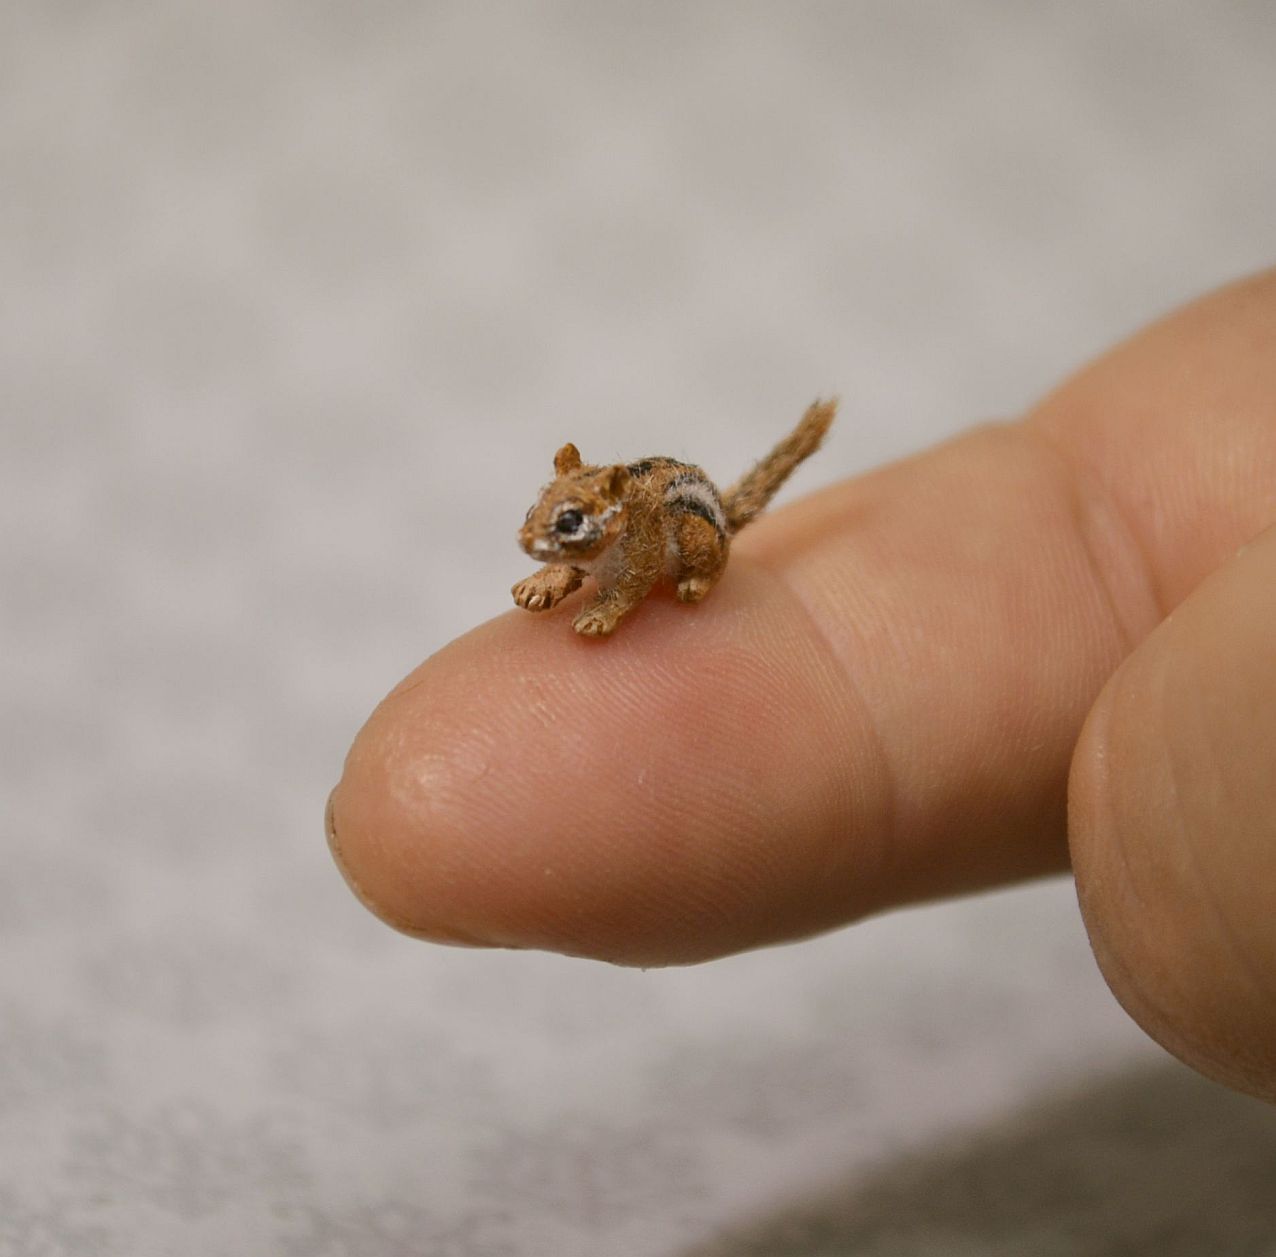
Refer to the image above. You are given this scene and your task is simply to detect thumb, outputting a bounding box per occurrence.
[1070,521,1276,1102]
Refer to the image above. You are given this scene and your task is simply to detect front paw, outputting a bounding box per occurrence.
[572,606,620,637]
[513,577,559,611]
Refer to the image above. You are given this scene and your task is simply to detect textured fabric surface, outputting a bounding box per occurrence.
[4,3,1276,1253]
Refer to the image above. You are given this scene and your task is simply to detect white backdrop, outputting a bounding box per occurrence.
[3,3,1275,1253]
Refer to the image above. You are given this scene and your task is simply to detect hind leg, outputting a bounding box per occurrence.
[673,515,728,603]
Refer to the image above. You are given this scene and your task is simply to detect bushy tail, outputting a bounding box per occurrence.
[721,399,837,534]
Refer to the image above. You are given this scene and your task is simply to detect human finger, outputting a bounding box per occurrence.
[1070,522,1276,1102]
[329,270,1276,964]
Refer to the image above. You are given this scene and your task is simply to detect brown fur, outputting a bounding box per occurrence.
[513,399,836,637]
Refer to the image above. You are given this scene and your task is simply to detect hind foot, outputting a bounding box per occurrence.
[676,576,717,603]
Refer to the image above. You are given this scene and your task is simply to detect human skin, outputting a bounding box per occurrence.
[328,269,1276,1102]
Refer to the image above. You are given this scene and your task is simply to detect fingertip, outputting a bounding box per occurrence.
[1069,525,1276,1101]
[325,622,535,951]
[325,565,888,966]
[1068,644,1179,1059]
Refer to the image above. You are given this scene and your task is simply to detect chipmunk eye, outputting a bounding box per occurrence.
[554,509,584,536]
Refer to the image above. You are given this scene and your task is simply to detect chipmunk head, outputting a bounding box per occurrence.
[518,443,631,563]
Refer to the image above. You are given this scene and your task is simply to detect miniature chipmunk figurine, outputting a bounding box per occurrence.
[512,399,836,637]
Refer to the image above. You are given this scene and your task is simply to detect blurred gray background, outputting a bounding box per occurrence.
[3,2,1275,1253]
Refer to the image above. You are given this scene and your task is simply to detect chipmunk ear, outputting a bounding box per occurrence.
[600,464,630,498]
[554,443,582,475]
